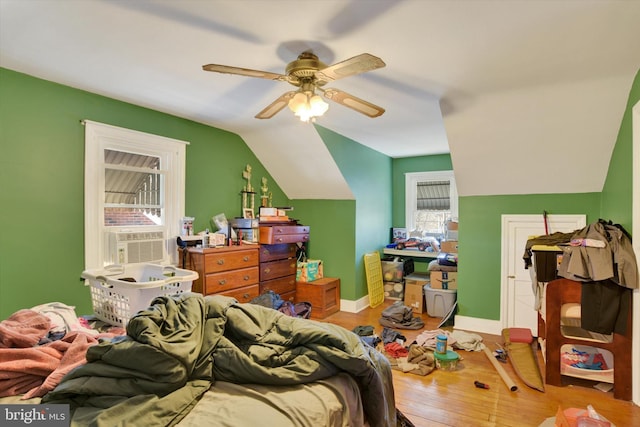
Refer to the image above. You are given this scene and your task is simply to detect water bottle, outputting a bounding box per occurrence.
[202,229,210,248]
[436,334,447,354]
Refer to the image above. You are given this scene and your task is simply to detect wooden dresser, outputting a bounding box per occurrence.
[258,243,298,302]
[258,223,310,302]
[186,245,260,303]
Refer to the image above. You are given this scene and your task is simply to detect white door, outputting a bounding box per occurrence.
[501,214,586,334]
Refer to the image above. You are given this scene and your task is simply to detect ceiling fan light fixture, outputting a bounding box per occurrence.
[288,92,308,112]
[288,91,328,122]
[309,95,329,115]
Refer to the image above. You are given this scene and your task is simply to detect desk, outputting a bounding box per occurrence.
[383,248,439,259]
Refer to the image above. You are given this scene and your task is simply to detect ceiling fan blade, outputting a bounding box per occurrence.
[202,64,288,81]
[314,53,385,84]
[255,91,296,119]
[321,88,385,118]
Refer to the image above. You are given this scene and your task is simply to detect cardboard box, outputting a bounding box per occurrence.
[440,241,458,253]
[296,259,324,282]
[404,281,425,313]
[430,271,458,290]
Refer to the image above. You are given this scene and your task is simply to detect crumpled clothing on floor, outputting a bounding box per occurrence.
[379,301,425,330]
[360,335,381,348]
[388,344,436,376]
[382,327,406,344]
[415,329,457,349]
[352,325,375,336]
[385,342,408,358]
[450,330,484,351]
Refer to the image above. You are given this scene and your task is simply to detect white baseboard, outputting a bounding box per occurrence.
[340,296,371,313]
[453,315,503,336]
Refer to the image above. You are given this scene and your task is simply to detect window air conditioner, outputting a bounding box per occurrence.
[106,231,166,265]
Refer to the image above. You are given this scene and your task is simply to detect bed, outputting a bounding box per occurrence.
[0,294,398,426]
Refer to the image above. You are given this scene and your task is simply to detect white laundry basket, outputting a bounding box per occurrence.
[424,285,457,318]
[82,263,198,327]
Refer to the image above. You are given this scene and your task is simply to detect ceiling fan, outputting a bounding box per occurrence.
[202,52,386,122]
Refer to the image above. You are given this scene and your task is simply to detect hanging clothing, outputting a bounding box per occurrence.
[558,220,638,289]
[580,279,632,335]
[555,220,637,336]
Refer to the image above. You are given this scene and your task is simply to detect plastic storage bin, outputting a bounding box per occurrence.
[381,257,414,282]
[424,285,457,317]
[82,263,198,327]
[434,350,460,370]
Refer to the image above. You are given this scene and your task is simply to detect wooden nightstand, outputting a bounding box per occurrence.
[295,277,340,319]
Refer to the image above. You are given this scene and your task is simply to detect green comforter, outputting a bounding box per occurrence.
[42,293,396,427]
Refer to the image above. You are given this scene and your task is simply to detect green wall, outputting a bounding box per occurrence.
[0,68,289,319]
[291,200,357,297]
[457,193,601,319]
[600,69,640,230]
[391,154,453,227]
[294,125,393,300]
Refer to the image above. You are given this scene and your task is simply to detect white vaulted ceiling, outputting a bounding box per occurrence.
[1,0,639,198]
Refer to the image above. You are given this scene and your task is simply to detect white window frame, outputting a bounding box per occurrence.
[84,120,188,268]
[405,170,458,231]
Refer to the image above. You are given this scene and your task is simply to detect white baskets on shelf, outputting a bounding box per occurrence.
[81,263,198,328]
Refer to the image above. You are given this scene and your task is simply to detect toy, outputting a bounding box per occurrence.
[395,236,439,252]
[395,238,429,251]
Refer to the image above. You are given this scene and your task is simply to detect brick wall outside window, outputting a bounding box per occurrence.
[105,208,157,226]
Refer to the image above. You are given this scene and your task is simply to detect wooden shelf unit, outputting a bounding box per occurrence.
[542,278,632,400]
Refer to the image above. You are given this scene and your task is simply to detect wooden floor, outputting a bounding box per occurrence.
[321,299,639,427]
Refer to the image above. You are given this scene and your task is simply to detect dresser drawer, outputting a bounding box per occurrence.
[280,289,296,303]
[259,226,310,244]
[204,249,259,273]
[260,258,297,281]
[264,233,309,244]
[259,243,297,262]
[218,284,260,304]
[260,274,296,296]
[205,266,259,294]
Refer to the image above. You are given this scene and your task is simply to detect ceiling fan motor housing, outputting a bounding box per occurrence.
[285,52,327,83]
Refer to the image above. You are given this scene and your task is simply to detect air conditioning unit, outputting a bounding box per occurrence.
[106,231,166,265]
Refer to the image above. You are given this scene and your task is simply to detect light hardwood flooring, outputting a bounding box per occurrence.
[321,299,639,427]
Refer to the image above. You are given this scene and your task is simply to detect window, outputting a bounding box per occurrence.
[84,121,188,268]
[104,149,163,227]
[405,171,458,238]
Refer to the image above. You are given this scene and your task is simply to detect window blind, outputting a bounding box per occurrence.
[417,181,450,210]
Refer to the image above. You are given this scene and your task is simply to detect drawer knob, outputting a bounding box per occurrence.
[217,259,225,265]
[276,238,283,242]
[264,268,271,273]
[243,275,250,280]
[243,256,250,262]
[242,293,249,300]
[218,279,226,285]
